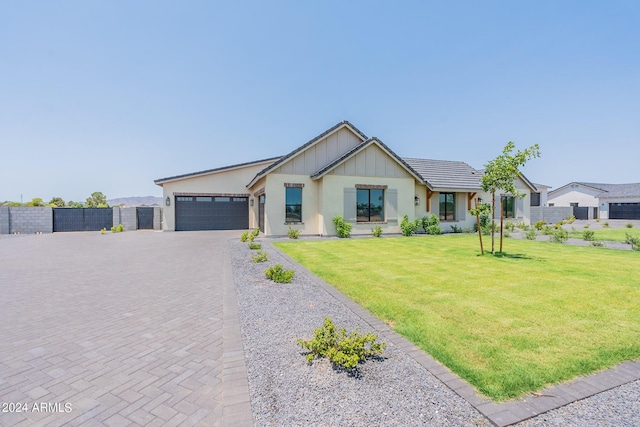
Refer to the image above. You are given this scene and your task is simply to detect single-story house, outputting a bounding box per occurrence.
[154,121,538,236]
[547,182,640,220]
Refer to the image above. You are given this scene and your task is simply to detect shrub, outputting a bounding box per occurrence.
[248,233,256,242]
[240,232,249,242]
[565,215,576,224]
[110,224,124,233]
[534,221,546,231]
[504,222,515,232]
[252,250,268,263]
[425,225,443,235]
[421,214,443,235]
[525,229,537,240]
[502,229,511,238]
[288,226,300,239]
[400,214,417,236]
[603,222,610,228]
[625,233,640,251]
[626,223,634,229]
[462,227,475,233]
[100,228,106,235]
[550,228,569,243]
[591,240,605,248]
[249,242,262,250]
[515,221,527,229]
[583,224,590,229]
[371,226,382,237]
[450,224,462,233]
[596,218,600,222]
[251,228,260,238]
[582,230,595,241]
[333,215,352,238]
[265,263,295,283]
[297,317,386,371]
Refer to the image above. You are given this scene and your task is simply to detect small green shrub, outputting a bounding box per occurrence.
[625,233,640,251]
[515,221,527,230]
[249,242,262,250]
[252,250,268,263]
[603,222,610,228]
[582,230,595,241]
[504,222,515,232]
[551,228,569,243]
[297,317,386,371]
[626,223,634,229]
[248,233,256,242]
[525,229,537,240]
[110,224,125,233]
[596,218,600,222]
[502,229,511,238]
[240,232,249,242]
[400,214,417,236]
[333,215,352,238]
[110,226,116,232]
[583,224,590,229]
[372,226,382,237]
[251,228,260,238]
[534,221,546,231]
[450,224,462,233]
[265,263,295,283]
[100,228,106,235]
[462,227,475,233]
[565,215,576,224]
[426,225,443,235]
[542,225,554,236]
[591,240,605,248]
[420,214,443,235]
[287,226,301,239]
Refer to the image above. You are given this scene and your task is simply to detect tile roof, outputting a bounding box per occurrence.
[576,182,640,198]
[402,158,482,190]
[154,156,281,184]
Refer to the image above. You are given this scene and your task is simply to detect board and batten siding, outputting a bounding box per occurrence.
[273,127,364,175]
[329,144,411,178]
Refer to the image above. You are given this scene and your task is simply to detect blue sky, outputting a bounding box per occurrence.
[1,1,638,203]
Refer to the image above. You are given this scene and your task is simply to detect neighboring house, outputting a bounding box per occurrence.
[547,182,640,220]
[531,183,551,207]
[154,121,538,236]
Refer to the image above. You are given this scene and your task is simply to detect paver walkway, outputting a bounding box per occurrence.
[0,231,251,426]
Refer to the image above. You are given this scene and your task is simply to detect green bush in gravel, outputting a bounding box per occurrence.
[265,263,295,283]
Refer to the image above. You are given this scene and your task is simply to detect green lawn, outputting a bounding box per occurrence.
[567,226,640,242]
[275,235,640,400]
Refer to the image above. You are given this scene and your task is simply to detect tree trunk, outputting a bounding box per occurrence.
[491,191,496,254]
[474,198,484,255]
[500,203,504,253]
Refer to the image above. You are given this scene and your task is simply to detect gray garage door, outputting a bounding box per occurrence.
[609,203,640,220]
[175,196,249,231]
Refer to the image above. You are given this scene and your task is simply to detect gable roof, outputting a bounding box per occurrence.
[403,158,482,190]
[550,182,640,199]
[154,156,280,185]
[246,120,367,188]
[310,137,425,183]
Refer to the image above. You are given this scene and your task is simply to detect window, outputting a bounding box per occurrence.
[439,193,455,221]
[570,202,579,207]
[196,197,212,202]
[502,196,516,218]
[549,203,555,207]
[357,188,384,222]
[530,192,540,207]
[214,197,230,202]
[176,196,192,202]
[285,187,302,223]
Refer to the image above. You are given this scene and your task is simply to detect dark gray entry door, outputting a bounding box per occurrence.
[175,196,248,231]
[609,203,640,220]
[137,207,154,229]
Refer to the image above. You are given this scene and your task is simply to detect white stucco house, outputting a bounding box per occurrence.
[154,121,539,236]
[547,182,640,220]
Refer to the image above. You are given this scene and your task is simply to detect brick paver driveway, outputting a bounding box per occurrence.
[0,231,251,426]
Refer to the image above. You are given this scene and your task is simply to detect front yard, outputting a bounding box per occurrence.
[275,235,640,401]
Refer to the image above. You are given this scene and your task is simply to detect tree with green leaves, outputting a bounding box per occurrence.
[85,192,109,208]
[66,200,84,208]
[48,197,65,207]
[26,197,44,207]
[481,142,541,254]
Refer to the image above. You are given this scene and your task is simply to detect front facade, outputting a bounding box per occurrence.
[547,182,640,220]
[155,121,538,235]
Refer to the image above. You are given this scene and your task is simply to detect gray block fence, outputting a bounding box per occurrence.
[531,206,574,224]
[1,207,162,234]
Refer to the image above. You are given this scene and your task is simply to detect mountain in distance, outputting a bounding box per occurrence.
[108,196,163,207]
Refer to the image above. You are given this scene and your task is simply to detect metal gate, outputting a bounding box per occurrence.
[53,208,113,232]
[136,207,154,230]
[175,196,248,231]
[609,203,640,220]
[573,206,589,220]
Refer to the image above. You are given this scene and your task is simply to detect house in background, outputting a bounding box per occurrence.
[547,182,640,220]
[154,121,538,236]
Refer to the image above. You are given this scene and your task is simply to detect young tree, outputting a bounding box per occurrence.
[48,197,65,207]
[481,142,540,254]
[85,192,109,208]
[26,197,44,207]
[67,200,84,208]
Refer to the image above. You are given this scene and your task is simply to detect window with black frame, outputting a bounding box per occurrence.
[439,193,455,221]
[357,188,384,222]
[285,187,302,223]
[502,195,516,218]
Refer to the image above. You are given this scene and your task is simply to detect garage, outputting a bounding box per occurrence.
[175,195,249,231]
[609,203,640,220]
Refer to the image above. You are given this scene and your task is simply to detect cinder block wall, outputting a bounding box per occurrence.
[531,206,573,224]
[112,207,121,227]
[153,207,162,230]
[120,208,137,231]
[0,206,9,234]
[9,207,53,234]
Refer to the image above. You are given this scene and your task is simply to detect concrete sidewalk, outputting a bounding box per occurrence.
[0,231,252,426]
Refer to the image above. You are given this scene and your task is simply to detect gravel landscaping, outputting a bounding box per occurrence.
[230,237,639,426]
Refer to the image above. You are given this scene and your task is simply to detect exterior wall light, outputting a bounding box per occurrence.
[414,196,420,206]
[166,197,171,206]
[250,198,254,206]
